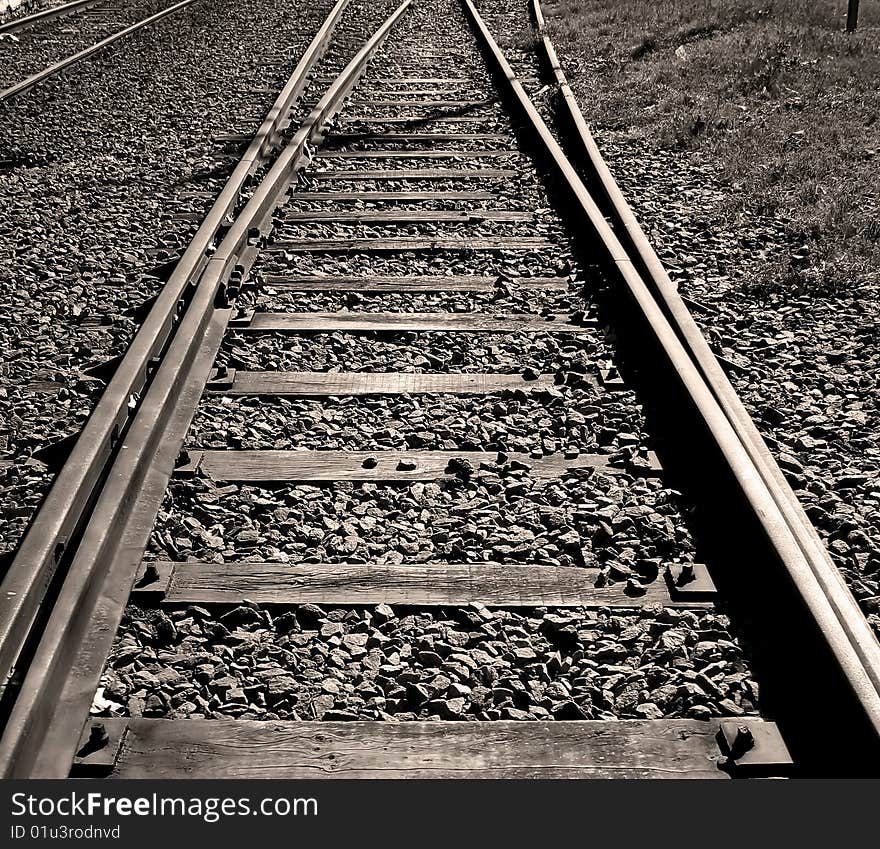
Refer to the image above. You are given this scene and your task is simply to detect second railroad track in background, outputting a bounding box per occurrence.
[0,0,195,102]
[0,0,879,778]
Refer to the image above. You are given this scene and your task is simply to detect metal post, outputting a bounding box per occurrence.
[847,0,860,32]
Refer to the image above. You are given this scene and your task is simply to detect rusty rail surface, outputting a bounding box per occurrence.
[463,0,880,738]
[0,0,352,740]
[0,0,413,778]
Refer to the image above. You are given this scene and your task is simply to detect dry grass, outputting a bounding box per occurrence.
[543,0,880,291]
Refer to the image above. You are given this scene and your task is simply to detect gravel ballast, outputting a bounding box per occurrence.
[189,391,650,455]
[149,475,694,578]
[218,330,604,372]
[98,602,758,722]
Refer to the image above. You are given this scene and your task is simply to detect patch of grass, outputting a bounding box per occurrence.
[739,254,853,300]
[543,0,880,289]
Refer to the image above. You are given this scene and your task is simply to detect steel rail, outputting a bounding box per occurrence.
[461,0,880,737]
[528,0,880,725]
[0,0,101,34]
[0,0,413,778]
[0,0,351,724]
[0,0,195,103]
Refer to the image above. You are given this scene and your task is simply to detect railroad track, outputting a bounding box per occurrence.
[0,0,194,102]
[0,0,878,778]
[0,0,105,34]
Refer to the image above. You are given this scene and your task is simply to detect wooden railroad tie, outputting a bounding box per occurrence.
[313,150,520,160]
[266,237,555,253]
[131,561,712,609]
[174,449,662,482]
[325,132,509,143]
[310,168,516,180]
[205,370,582,396]
[353,88,470,97]
[338,116,497,124]
[311,77,470,86]
[279,209,532,223]
[345,99,498,108]
[72,718,792,779]
[262,275,569,292]
[226,311,597,333]
[287,190,497,201]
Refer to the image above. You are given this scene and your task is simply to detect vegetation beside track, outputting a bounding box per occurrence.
[542,0,880,294]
